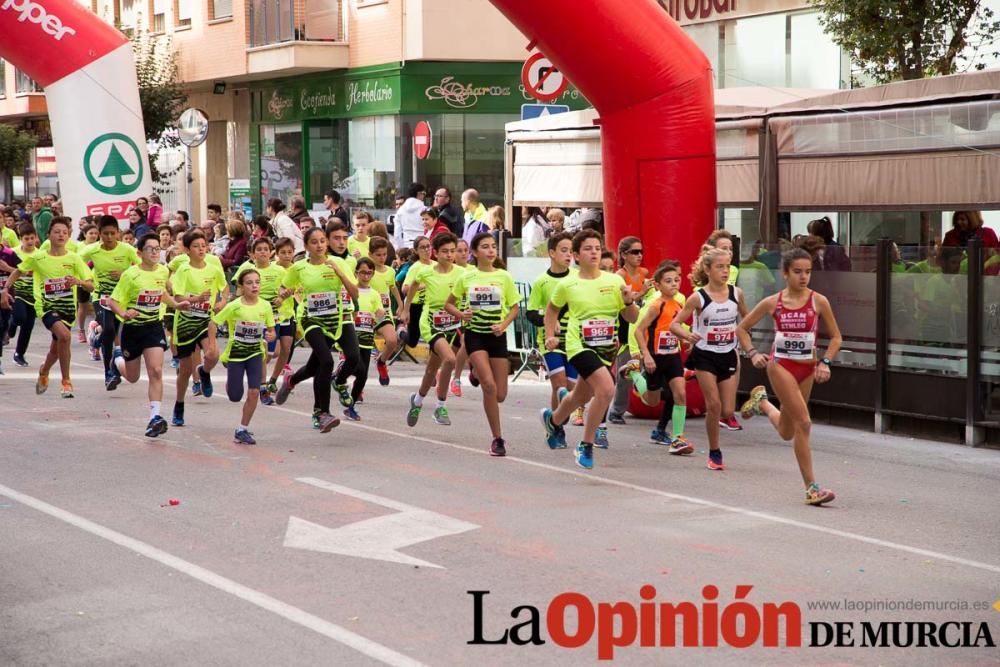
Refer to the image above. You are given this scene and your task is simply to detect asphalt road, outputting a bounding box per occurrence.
[2,330,999,666]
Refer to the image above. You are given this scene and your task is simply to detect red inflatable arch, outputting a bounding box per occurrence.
[0,0,152,222]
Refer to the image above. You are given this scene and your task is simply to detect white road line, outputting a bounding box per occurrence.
[0,482,427,667]
[20,352,1000,575]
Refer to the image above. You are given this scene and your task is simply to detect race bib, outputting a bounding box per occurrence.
[135,290,162,311]
[432,310,460,332]
[468,285,502,310]
[340,287,354,312]
[774,331,816,360]
[43,278,71,298]
[581,319,615,347]
[234,320,263,343]
[307,291,338,316]
[188,301,212,318]
[656,330,680,355]
[99,293,111,309]
[705,325,736,348]
[380,292,391,308]
[354,311,375,333]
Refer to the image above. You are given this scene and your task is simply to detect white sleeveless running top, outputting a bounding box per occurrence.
[693,285,741,354]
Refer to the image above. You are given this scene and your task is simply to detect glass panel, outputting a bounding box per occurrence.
[0,59,6,98]
[278,0,294,41]
[259,123,302,207]
[308,120,348,207]
[725,13,786,88]
[683,23,720,86]
[721,208,760,245]
[788,11,842,89]
[889,245,967,376]
[346,116,398,207]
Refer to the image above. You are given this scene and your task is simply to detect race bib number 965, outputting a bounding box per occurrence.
[581,319,615,347]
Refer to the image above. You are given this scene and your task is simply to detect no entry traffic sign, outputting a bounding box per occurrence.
[521,53,569,103]
[414,120,432,160]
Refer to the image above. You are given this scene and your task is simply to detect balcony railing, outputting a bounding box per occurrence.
[248,0,344,47]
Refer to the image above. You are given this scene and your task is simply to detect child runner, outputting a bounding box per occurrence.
[167,237,224,394]
[232,237,288,405]
[704,229,742,431]
[261,238,299,395]
[2,217,94,397]
[348,211,372,259]
[737,247,841,505]
[449,238,473,397]
[80,216,140,389]
[446,232,519,456]
[527,233,581,417]
[631,260,694,454]
[213,269,277,444]
[73,223,100,343]
[325,221,363,409]
[274,227,358,433]
[540,230,639,469]
[341,258,386,420]
[402,232,463,427]
[368,237,402,386]
[669,248,747,470]
[169,229,228,426]
[109,233,191,437]
[6,223,38,367]
[400,236,434,350]
[0,243,18,373]
[608,236,652,426]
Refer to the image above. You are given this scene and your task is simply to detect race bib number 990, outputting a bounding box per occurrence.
[774,331,816,359]
[581,319,615,347]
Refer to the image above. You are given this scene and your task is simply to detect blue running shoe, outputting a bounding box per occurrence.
[594,426,610,449]
[557,387,569,403]
[192,381,202,397]
[144,416,168,438]
[233,429,257,445]
[171,403,185,427]
[105,367,122,392]
[169,356,180,369]
[197,364,213,398]
[343,405,361,421]
[649,429,671,445]
[575,442,594,469]
[540,408,567,449]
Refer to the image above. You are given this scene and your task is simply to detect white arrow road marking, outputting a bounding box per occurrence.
[284,477,479,569]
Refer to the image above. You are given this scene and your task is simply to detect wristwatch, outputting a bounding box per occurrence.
[819,357,832,366]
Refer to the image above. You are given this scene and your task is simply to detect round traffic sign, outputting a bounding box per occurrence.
[178,108,210,147]
[414,121,432,160]
[521,53,568,103]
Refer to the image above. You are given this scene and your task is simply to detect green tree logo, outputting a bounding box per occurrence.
[83,134,144,195]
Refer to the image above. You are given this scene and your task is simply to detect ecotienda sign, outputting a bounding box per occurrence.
[1,0,76,40]
[468,587,996,660]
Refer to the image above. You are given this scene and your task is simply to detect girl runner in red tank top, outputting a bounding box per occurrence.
[735,247,843,506]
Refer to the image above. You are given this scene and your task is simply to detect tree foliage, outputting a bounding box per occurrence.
[0,123,38,175]
[132,31,187,189]
[811,0,1000,84]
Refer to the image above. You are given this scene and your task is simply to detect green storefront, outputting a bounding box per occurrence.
[250,61,588,213]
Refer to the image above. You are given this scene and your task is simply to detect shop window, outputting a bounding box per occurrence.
[789,12,843,89]
[725,13,785,88]
[684,22,721,87]
[259,123,302,207]
[347,116,397,207]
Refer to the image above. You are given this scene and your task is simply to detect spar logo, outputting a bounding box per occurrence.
[1,0,76,40]
[83,134,144,196]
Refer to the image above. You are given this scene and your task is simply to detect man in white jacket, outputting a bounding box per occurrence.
[267,197,304,254]
[393,183,428,250]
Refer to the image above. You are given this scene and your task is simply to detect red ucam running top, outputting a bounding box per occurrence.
[0,0,126,87]
[771,290,819,362]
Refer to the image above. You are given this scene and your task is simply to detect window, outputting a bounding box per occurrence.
[117,0,137,35]
[15,70,42,94]
[0,60,6,99]
[211,0,232,19]
[259,123,302,207]
[150,0,166,31]
[174,0,191,27]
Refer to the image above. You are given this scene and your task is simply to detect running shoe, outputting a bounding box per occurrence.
[740,385,768,420]
[557,387,569,403]
[594,426,610,449]
[649,428,671,445]
[707,448,725,470]
[376,358,390,386]
[719,415,742,431]
[316,411,340,433]
[197,364,213,398]
[35,371,49,395]
[334,382,354,408]
[608,413,626,426]
[540,408,567,449]
[406,393,422,427]
[77,330,86,343]
[145,416,168,438]
[311,409,321,430]
[233,429,257,445]
[105,368,122,392]
[669,435,695,456]
[618,358,641,379]
[13,353,28,367]
[259,385,274,406]
[275,371,294,405]
[572,406,585,426]
[490,437,507,457]
[89,347,101,362]
[575,442,594,470]
[805,483,836,506]
[171,404,185,427]
[170,356,179,369]
[87,321,101,349]
[61,380,74,399]
[112,349,126,376]
[469,369,480,387]
[433,405,451,426]
[192,381,203,397]
[343,405,361,421]
[450,378,462,397]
